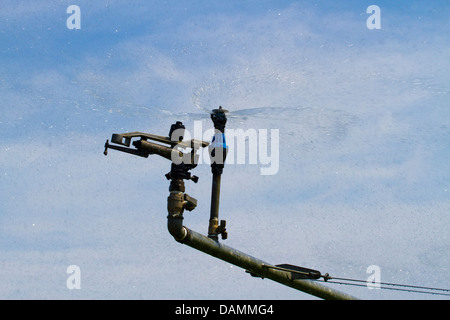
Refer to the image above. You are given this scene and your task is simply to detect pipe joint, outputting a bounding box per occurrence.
[167,215,188,242]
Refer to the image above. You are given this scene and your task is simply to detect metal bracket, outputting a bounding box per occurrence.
[247,263,322,281]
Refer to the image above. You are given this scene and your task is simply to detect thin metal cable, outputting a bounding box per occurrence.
[320,275,450,297]
[329,276,450,292]
[262,264,450,297]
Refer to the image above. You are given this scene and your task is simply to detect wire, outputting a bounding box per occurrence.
[262,263,450,297]
[319,275,450,297]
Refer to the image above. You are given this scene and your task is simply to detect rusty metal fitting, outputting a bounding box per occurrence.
[167,191,185,218]
[217,220,228,240]
[208,218,219,239]
[208,218,227,240]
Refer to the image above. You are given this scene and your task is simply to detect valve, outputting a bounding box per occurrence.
[167,191,197,217]
[216,220,228,240]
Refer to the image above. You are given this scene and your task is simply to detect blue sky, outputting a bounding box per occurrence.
[0,1,449,299]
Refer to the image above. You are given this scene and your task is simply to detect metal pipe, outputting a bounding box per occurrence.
[208,107,228,240]
[166,217,357,300]
[133,140,175,161]
[167,214,187,242]
[208,173,221,239]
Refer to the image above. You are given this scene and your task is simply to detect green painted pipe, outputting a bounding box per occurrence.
[167,217,358,300]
